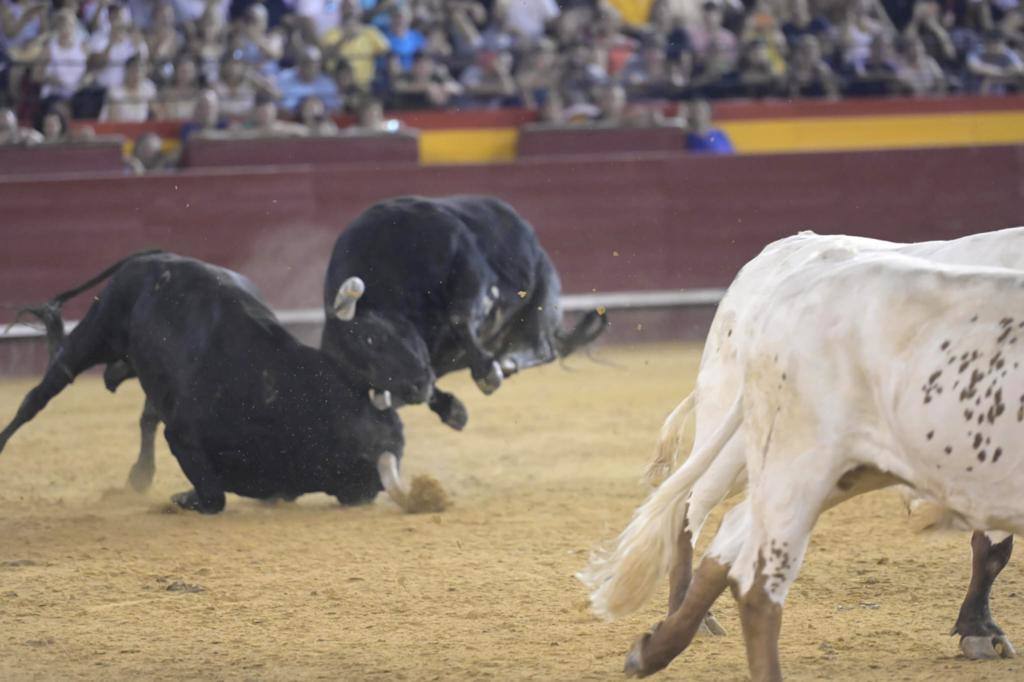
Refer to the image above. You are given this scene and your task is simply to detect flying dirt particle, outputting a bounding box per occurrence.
[517,290,528,299]
[636,323,644,332]
[612,251,619,257]
[164,579,203,594]
[403,475,451,514]
[596,306,606,315]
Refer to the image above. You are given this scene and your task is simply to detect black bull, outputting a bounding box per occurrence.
[0,252,416,513]
[320,195,608,429]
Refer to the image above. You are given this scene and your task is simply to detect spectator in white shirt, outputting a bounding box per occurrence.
[40,10,87,100]
[100,55,158,121]
[89,4,149,90]
[494,0,558,43]
[292,0,343,41]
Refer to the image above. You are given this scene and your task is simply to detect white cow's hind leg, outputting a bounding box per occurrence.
[666,435,747,634]
[728,458,841,682]
[624,502,750,678]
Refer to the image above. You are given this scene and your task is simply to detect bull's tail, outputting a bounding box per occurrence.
[577,392,742,620]
[14,303,67,359]
[50,250,163,306]
[644,391,697,487]
[555,309,608,358]
[15,249,162,360]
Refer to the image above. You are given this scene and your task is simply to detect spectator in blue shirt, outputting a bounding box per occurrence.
[385,5,425,71]
[275,45,341,113]
[685,99,735,155]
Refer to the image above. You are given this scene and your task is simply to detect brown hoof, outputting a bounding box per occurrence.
[624,632,652,678]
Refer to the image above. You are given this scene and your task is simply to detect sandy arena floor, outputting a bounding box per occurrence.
[1,344,1023,681]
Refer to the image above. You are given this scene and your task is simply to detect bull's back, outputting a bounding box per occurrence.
[327,196,544,304]
[435,195,544,286]
[116,256,290,407]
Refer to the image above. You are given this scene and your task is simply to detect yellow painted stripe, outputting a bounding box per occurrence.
[720,111,1024,154]
[419,128,519,165]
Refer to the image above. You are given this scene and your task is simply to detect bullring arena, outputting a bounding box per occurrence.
[2,345,1023,681]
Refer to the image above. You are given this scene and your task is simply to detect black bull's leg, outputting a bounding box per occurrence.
[0,303,115,455]
[126,398,162,492]
[0,362,75,454]
[428,388,468,431]
[953,531,1016,659]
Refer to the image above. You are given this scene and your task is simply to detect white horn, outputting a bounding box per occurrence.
[333,276,365,321]
[369,388,392,410]
[377,452,410,511]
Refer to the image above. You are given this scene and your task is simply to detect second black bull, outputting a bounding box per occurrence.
[321,195,608,429]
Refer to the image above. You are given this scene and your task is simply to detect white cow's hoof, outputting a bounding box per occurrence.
[961,635,1017,660]
[475,361,503,395]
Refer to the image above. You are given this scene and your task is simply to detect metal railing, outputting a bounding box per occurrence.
[2,288,727,340]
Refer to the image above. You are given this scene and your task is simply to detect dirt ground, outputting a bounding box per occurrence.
[1,343,1023,681]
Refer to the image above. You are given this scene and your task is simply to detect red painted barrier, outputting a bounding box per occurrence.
[180,132,419,168]
[0,140,126,177]
[0,144,1022,373]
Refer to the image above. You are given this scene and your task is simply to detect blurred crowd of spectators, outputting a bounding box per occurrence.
[1,0,1022,141]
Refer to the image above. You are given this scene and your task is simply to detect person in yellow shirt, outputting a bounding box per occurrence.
[321,0,391,90]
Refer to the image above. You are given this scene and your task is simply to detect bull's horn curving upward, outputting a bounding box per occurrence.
[377,451,411,511]
[333,276,366,321]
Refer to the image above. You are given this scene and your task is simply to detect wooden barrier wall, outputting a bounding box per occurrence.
[1,144,1022,372]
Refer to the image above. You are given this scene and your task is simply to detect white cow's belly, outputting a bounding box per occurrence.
[889,318,1024,532]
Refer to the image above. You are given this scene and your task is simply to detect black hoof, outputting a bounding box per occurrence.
[259,493,299,505]
[440,396,468,431]
[335,491,379,507]
[474,360,503,395]
[171,489,224,514]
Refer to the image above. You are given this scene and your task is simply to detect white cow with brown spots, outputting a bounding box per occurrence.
[640,228,1024,658]
[582,249,1024,680]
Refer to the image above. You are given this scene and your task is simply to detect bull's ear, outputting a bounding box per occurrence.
[333,276,365,321]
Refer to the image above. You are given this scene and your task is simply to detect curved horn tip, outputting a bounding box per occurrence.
[377,452,410,511]
[369,389,393,410]
[341,276,365,298]
[333,277,365,321]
